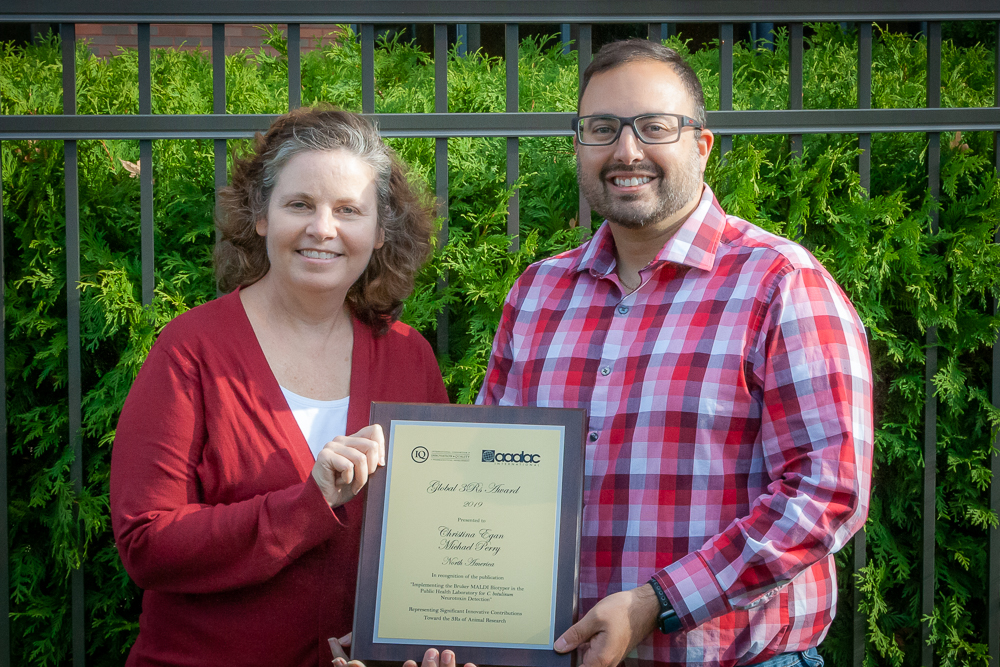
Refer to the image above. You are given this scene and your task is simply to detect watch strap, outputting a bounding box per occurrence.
[648,577,683,634]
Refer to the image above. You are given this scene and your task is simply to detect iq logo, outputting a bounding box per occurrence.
[411,446,429,463]
[482,450,496,463]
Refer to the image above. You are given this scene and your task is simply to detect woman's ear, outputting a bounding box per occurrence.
[374,226,385,250]
[255,218,268,237]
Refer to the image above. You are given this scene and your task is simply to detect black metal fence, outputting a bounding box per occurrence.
[1,2,999,666]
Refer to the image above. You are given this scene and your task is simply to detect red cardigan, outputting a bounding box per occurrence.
[111,291,449,667]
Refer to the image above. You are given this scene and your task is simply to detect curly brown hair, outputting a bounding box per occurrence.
[215,106,436,335]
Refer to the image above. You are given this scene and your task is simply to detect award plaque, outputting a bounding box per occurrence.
[352,402,586,667]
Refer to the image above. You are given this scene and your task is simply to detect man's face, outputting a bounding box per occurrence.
[575,59,712,230]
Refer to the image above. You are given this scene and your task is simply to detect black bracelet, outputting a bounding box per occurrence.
[648,578,683,635]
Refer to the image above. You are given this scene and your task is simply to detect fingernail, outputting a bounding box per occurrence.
[553,638,568,652]
[333,659,347,667]
[442,650,455,666]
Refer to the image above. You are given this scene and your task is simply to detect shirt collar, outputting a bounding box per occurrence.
[575,184,726,276]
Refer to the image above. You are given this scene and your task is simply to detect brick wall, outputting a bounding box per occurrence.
[74,23,344,57]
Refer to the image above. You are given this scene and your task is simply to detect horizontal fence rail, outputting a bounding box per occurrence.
[1,7,999,667]
[2,108,1000,140]
[3,0,1000,22]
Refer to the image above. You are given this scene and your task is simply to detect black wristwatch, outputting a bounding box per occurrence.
[648,578,683,634]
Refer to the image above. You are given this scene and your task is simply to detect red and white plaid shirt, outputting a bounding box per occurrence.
[478,185,873,667]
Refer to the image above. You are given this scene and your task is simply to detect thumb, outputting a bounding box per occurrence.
[553,616,596,653]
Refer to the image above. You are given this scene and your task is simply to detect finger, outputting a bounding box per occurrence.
[403,662,417,667]
[370,423,385,467]
[332,659,347,667]
[322,446,369,493]
[338,632,352,647]
[421,648,440,667]
[326,440,375,492]
[441,650,455,667]
[328,637,349,661]
[553,616,596,653]
[338,433,381,481]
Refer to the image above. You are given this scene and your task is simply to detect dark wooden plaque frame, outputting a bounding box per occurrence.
[352,402,586,667]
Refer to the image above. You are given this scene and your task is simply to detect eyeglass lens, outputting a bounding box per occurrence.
[578,115,681,144]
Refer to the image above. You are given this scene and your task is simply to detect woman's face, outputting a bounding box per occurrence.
[256,148,383,297]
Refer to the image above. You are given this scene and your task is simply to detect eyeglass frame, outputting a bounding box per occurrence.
[572,113,704,146]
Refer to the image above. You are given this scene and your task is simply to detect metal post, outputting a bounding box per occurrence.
[0,138,9,667]
[362,24,375,114]
[138,23,154,306]
[789,23,803,158]
[854,20,872,667]
[577,23,592,229]
[648,23,661,42]
[60,21,85,667]
[434,23,449,356]
[989,22,1000,667]
[922,20,941,667]
[720,23,734,157]
[468,24,480,55]
[457,24,468,57]
[212,23,226,252]
[288,23,301,110]
[561,23,571,54]
[506,23,519,250]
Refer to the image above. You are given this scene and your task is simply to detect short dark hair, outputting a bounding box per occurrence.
[579,39,706,128]
[215,106,435,335]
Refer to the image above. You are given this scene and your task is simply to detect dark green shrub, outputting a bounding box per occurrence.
[1,23,998,667]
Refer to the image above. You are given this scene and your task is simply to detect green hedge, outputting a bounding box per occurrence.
[1,23,998,667]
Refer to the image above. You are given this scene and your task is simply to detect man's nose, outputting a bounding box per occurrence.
[612,125,644,164]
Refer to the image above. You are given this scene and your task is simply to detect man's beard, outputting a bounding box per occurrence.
[577,147,702,229]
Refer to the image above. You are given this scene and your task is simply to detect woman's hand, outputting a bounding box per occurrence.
[312,424,385,508]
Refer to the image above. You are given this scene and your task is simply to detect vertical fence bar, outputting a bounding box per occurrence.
[647,23,661,42]
[288,23,301,110]
[361,24,375,114]
[434,23,449,356]
[138,23,154,306]
[212,23,227,246]
[789,23,803,157]
[720,23,734,157]
[990,21,1000,667]
[60,21,85,667]
[0,139,9,667]
[468,24,481,55]
[858,22,872,193]
[577,23,592,229]
[506,23,519,249]
[922,20,941,667]
[853,20,872,667]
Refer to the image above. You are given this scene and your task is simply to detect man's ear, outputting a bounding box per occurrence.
[697,128,715,174]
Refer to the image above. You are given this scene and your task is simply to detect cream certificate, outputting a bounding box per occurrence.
[373,420,565,649]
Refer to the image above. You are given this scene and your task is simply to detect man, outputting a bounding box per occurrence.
[477,39,873,667]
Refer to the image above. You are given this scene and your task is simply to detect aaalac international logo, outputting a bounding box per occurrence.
[481,449,540,464]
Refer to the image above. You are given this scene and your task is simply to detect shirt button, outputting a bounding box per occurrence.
[617,305,629,315]
[589,431,599,442]
[600,366,611,376]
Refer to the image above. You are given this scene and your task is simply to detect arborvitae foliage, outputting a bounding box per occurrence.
[1,23,998,667]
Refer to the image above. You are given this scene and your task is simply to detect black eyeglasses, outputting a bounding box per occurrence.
[572,113,703,146]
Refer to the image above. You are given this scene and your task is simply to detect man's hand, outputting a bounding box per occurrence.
[553,584,660,667]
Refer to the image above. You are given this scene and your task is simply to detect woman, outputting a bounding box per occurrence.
[111,107,449,666]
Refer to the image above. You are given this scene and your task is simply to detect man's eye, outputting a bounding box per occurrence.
[591,124,615,134]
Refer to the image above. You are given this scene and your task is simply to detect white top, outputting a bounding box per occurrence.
[279,386,350,460]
